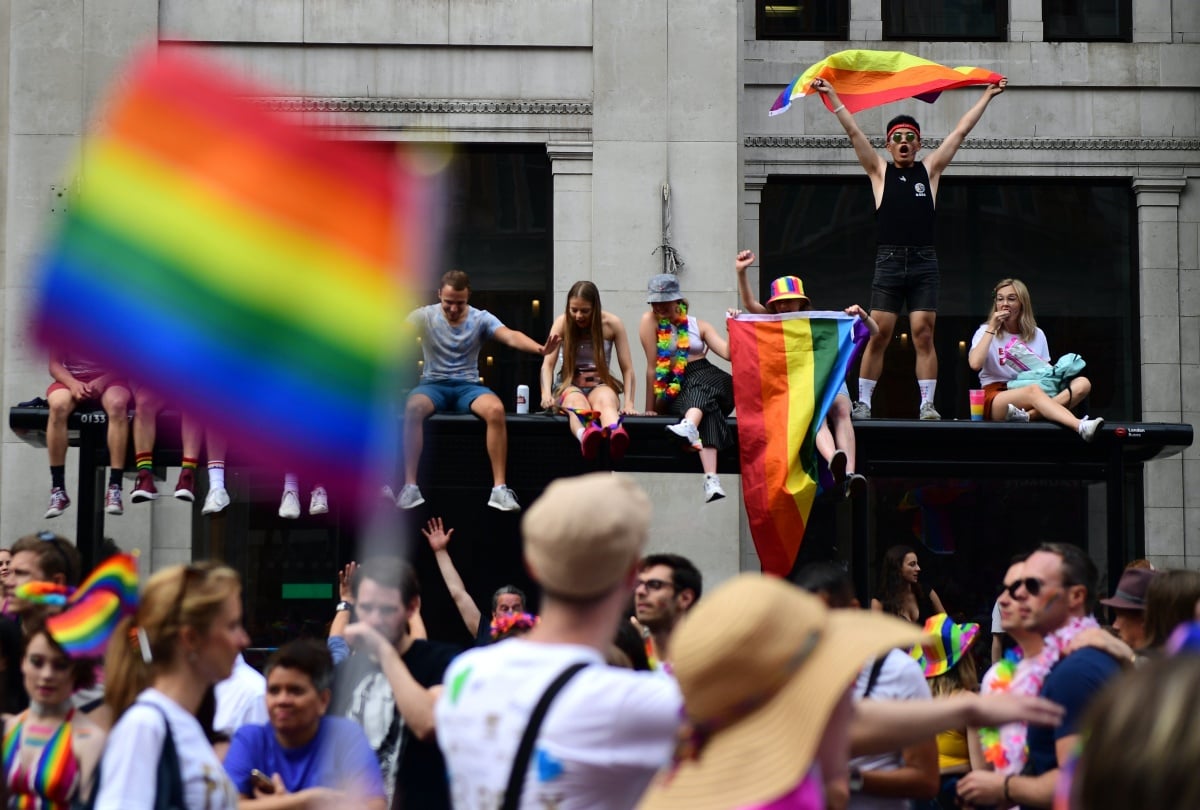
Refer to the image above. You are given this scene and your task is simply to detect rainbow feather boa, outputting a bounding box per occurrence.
[654,304,689,405]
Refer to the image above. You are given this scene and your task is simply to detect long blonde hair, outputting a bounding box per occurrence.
[104,562,241,720]
[558,281,622,395]
[988,278,1038,344]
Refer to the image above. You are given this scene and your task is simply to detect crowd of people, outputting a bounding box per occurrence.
[15,75,1186,810]
[1,473,1197,810]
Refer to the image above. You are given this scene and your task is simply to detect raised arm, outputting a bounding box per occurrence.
[735,250,769,314]
[843,304,879,337]
[493,326,562,358]
[539,315,566,410]
[422,518,483,636]
[810,79,886,186]
[638,311,660,413]
[607,313,639,414]
[924,80,1007,180]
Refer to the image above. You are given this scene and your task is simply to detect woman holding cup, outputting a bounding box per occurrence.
[967,279,1102,440]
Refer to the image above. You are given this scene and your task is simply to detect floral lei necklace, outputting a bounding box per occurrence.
[979,614,1098,774]
[654,303,689,404]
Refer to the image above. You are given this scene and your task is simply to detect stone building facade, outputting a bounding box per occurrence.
[1,2,1196,581]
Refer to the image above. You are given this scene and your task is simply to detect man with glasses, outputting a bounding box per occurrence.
[811,77,1007,421]
[961,543,1120,809]
[634,553,702,668]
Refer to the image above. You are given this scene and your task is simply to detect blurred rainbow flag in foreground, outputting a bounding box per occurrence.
[729,313,868,576]
[15,552,139,658]
[770,49,1004,116]
[32,49,438,495]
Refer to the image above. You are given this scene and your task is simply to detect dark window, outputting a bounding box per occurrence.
[757,0,849,40]
[883,0,1008,40]
[758,177,1138,421]
[1044,0,1131,41]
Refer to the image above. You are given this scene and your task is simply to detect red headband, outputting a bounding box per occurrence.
[887,123,920,140]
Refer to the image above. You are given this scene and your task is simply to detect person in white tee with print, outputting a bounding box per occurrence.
[967,278,1102,440]
[94,562,248,810]
[435,473,682,810]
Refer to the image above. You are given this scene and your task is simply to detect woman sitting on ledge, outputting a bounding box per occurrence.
[967,278,1103,441]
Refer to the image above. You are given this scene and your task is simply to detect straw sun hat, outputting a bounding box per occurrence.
[638,574,924,810]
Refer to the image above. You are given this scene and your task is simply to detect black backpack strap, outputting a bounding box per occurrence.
[134,702,186,810]
[862,655,887,699]
[500,662,589,810]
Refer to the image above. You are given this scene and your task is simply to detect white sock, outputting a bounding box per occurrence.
[576,426,586,442]
[283,473,299,495]
[858,379,877,406]
[207,464,225,490]
[918,379,937,404]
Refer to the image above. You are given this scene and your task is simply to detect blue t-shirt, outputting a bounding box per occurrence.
[408,304,504,381]
[224,715,385,799]
[1026,647,1121,778]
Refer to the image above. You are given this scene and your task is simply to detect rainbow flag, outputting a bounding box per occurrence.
[47,552,140,658]
[32,49,437,494]
[770,49,1004,116]
[729,313,868,575]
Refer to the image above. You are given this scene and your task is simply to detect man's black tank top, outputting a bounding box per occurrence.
[875,161,935,246]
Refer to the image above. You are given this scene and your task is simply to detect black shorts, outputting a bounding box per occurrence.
[870,245,939,314]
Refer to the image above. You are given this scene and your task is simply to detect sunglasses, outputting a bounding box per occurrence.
[1000,577,1046,598]
[636,578,674,593]
[890,131,918,144]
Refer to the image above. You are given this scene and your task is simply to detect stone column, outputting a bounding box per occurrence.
[546,141,593,297]
[1133,176,1187,567]
[1009,0,1044,42]
[848,0,882,40]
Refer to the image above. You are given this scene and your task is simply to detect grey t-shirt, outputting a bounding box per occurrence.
[408,304,503,381]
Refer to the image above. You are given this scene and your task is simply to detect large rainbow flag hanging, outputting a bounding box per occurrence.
[729,313,868,576]
[31,49,438,495]
[770,49,1004,116]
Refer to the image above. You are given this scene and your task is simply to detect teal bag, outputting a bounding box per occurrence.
[1007,352,1086,396]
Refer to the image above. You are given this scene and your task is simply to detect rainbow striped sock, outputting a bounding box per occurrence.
[135,452,153,472]
[182,456,198,471]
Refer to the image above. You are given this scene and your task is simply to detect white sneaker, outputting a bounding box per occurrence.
[201,487,231,515]
[703,474,726,503]
[1078,416,1104,442]
[919,401,941,421]
[488,485,521,512]
[278,490,301,519]
[380,485,396,502]
[667,420,702,451]
[396,484,425,510]
[1006,404,1031,422]
[309,486,329,515]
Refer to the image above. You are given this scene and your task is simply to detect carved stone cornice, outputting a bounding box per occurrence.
[260,97,592,115]
[745,136,1200,151]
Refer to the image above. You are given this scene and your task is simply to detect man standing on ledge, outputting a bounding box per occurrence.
[812,77,1006,420]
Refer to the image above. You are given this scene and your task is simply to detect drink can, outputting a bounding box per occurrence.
[516,384,530,414]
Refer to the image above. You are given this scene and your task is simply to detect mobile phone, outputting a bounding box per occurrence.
[250,769,276,795]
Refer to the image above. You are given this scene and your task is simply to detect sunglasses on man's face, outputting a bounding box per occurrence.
[636,578,675,593]
[1000,577,1046,599]
[890,131,918,144]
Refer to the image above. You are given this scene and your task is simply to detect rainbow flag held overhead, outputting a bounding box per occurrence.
[729,313,868,576]
[769,49,1004,117]
[32,49,439,495]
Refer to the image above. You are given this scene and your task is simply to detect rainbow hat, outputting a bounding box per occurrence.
[911,613,979,677]
[766,276,810,309]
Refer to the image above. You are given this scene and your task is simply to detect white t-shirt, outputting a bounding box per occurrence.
[436,639,682,810]
[94,688,239,810]
[991,600,1003,634]
[213,654,268,737]
[848,649,933,810]
[970,325,1050,387]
